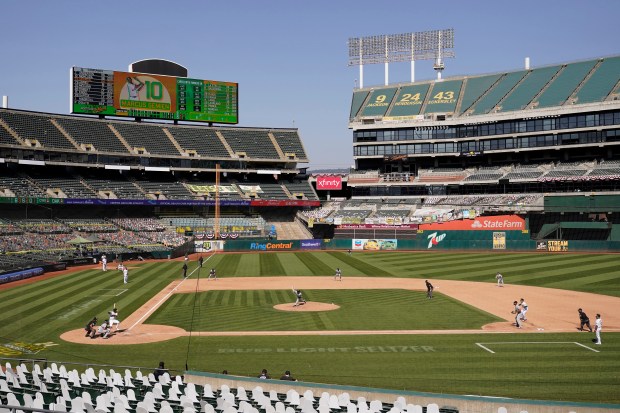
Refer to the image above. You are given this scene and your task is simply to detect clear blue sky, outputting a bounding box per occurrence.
[1,0,618,169]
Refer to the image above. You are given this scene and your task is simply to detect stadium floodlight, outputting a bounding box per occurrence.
[348,29,454,87]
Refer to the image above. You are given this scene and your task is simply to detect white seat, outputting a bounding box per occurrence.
[51,363,60,375]
[302,390,315,402]
[95,395,110,412]
[497,408,508,413]
[126,389,137,402]
[159,404,174,413]
[237,386,249,401]
[285,390,300,406]
[203,383,215,398]
[338,393,350,407]
[168,387,181,401]
[22,392,34,408]
[329,395,340,409]
[394,397,406,410]
[425,404,439,413]
[70,396,86,413]
[347,403,358,413]
[269,390,279,401]
[299,399,316,413]
[369,400,383,413]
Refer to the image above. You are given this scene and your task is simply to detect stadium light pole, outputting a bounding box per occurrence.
[348,29,455,87]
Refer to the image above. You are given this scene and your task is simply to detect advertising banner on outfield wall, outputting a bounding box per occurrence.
[419,215,525,231]
[493,232,506,249]
[300,240,322,250]
[194,241,224,252]
[352,239,398,250]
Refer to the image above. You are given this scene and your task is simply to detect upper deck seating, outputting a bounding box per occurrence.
[55,117,129,153]
[36,177,96,199]
[166,127,230,158]
[0,176,47,197]
[498,65,561,112]
[284,182,319,200]
[220,129,280,159]
[86,178,147,199]
[0,110,75,149]
[468,71,527,115]
[113,123,181,156]
[534,60,597,108]
[458,74,502,114]
[135,181,195,200]
[272,130,307,159]
[0,119,20,145]
[574,56,620,104]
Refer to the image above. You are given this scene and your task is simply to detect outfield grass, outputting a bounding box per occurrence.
[2,251,620,403]
[148,290,501,331]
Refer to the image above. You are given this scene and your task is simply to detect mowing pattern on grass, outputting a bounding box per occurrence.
[0,262,181,344]
[360,252,620,297]
[146,289,501,331]
[2,252,620,404]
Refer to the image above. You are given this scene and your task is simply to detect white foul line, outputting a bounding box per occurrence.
[128,255,213,331]
[476,341,600,354]
[476,343,495,354]
[573,341,600,353]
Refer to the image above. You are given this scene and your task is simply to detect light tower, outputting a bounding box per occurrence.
[348,29,455,87]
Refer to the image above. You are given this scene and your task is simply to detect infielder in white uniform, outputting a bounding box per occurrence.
[495,272,504,287]
[123,266,128,284]
[594,314,602,345]
[334,268,342,281]
[519,298,528,321]
[101,255,107,272]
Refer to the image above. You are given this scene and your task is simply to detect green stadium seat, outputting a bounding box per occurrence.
[498,65,561,112]
[575,56,620,104]
[360,88,398,117]
[423,80,462,114]
[387,84,431,118]
[534,60,597,108]
[458,74,502,115]
[468,71,527,115]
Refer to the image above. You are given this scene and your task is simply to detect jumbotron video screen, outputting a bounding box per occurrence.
[71,67,238,124]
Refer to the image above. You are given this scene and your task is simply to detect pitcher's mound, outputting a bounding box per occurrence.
[274,302,340,312]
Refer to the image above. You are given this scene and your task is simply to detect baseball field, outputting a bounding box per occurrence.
[2,251,619,404]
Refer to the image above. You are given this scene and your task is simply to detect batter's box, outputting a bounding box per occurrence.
[98,289,128,297]
[476,341,599,354]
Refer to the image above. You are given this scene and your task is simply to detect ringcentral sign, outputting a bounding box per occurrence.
[316,176,342,190]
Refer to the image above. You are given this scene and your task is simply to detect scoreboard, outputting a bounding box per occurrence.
[71,67,238,124]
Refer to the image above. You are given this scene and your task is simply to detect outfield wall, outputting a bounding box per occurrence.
[223,234,620,252]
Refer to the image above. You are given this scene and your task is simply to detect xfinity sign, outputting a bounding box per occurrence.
[316,176,342,190]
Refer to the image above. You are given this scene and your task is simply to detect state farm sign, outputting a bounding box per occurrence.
[316,176,342,190]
